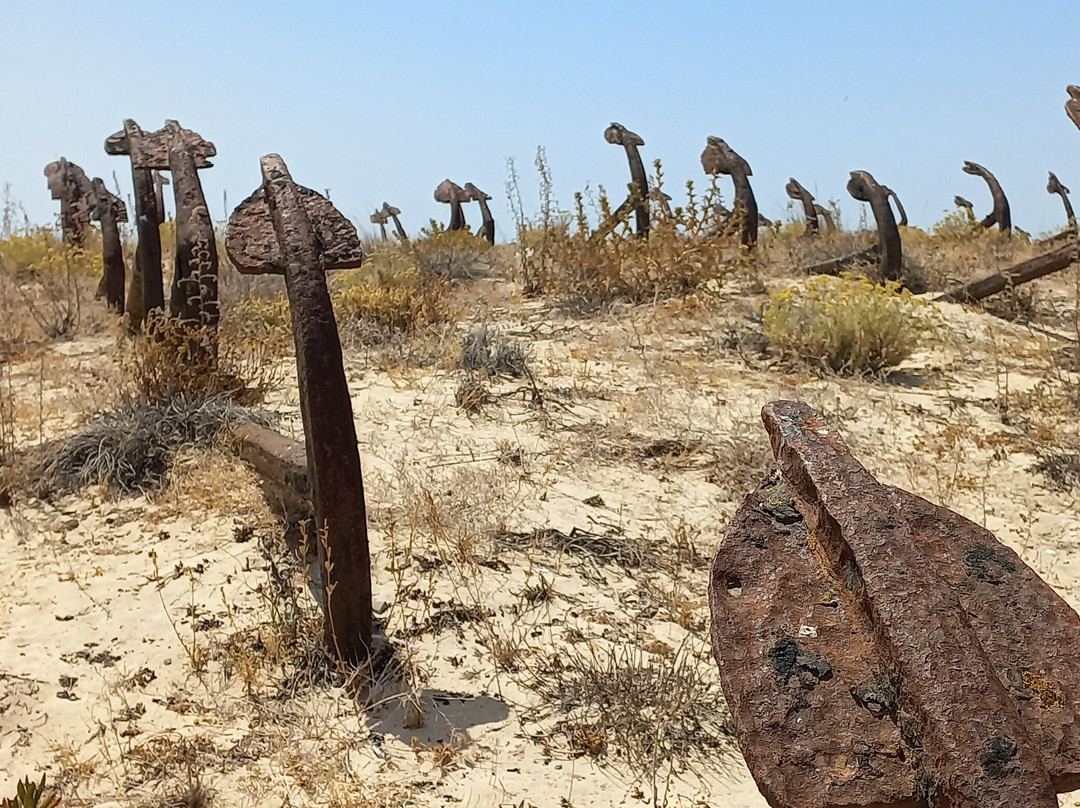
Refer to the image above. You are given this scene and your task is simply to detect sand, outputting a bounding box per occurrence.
[2,277,1080,807]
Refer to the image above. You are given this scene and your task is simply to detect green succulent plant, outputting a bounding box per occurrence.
[2,775,61,808]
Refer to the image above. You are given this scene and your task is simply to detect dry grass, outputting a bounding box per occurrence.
[123,314,284,407]
[522,639,735,775]
[10,395,272,497]
[904,211,1040,291]
[408,227,495,280]
[0,228,106,354]
[508,153,739,308]
[459,324,531,378]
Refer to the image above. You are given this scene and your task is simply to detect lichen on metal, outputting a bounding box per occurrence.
[126,120,219,327]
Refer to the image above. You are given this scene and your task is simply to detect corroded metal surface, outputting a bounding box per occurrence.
[1047,171,1076,229]
[233,422,312,516]
[369,207,390,241]
[89,178,128,312]
[847,170,902,282]
[44,158,94,247]
[1066,85,1080,132]
[130,121,219,327]
[226,154,371,664]
[883,186,908,227]
[226,180,364,275]
[710,400,1080,808]
[785,178,820,237]
[105,119,164,326]
[382,202,408,241]
[463,182,495,245]
[963,160,1012,232]
[604,123,649,237]
[701,137,758,248]
[434,179,468,231]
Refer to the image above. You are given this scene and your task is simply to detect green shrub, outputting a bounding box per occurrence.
[762,273,936,374]
[0,227,102,278]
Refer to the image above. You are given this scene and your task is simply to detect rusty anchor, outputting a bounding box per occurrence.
[463,182,495,245]
[382,202,409,242]
[226,154,372,664]
[847,170,903,283]
[710,400,1080,808]
[605,122,650,238]
[435,179,469,231]
[963,160,1012,233]
[785,178,820,237]
[369,207,390,241]
[89,178,128,313]
[105,120,166,328]
[43,158,94,248]
[1068,85,1080,131]
[701,137,759,249]
[126,121,219,328]
[1047,172,1076,231]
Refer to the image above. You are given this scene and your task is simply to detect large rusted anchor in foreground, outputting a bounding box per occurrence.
[710,401,1080,808]
[226,154,373,665]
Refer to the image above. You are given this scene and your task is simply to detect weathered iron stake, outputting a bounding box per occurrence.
[963,160,1012,233]
[226,154,372,664]
[90,178,128,313]
[105,120,165,327]
[785,178,820,237]
[847,170,902,282]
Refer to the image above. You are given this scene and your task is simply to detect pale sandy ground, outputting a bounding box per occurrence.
[2,275,1080,807]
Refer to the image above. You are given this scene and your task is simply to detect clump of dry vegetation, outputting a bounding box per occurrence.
[124,313,284,406]
[460,324,531,378]
[523,641,735,774]
[902,207,1039,293]
[762,273,937,374]
[230,240,460,351]
[508,152,739,308]
[0,226,104,350]
[3,283,284,500]
[14,395,271,496]
[409,226,494,279]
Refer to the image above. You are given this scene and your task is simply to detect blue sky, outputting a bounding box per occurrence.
[2,1,1079,238]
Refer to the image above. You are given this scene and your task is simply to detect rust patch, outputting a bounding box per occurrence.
[710,400,1080,807]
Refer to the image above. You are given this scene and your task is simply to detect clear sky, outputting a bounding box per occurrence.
[2,1,1079,239]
